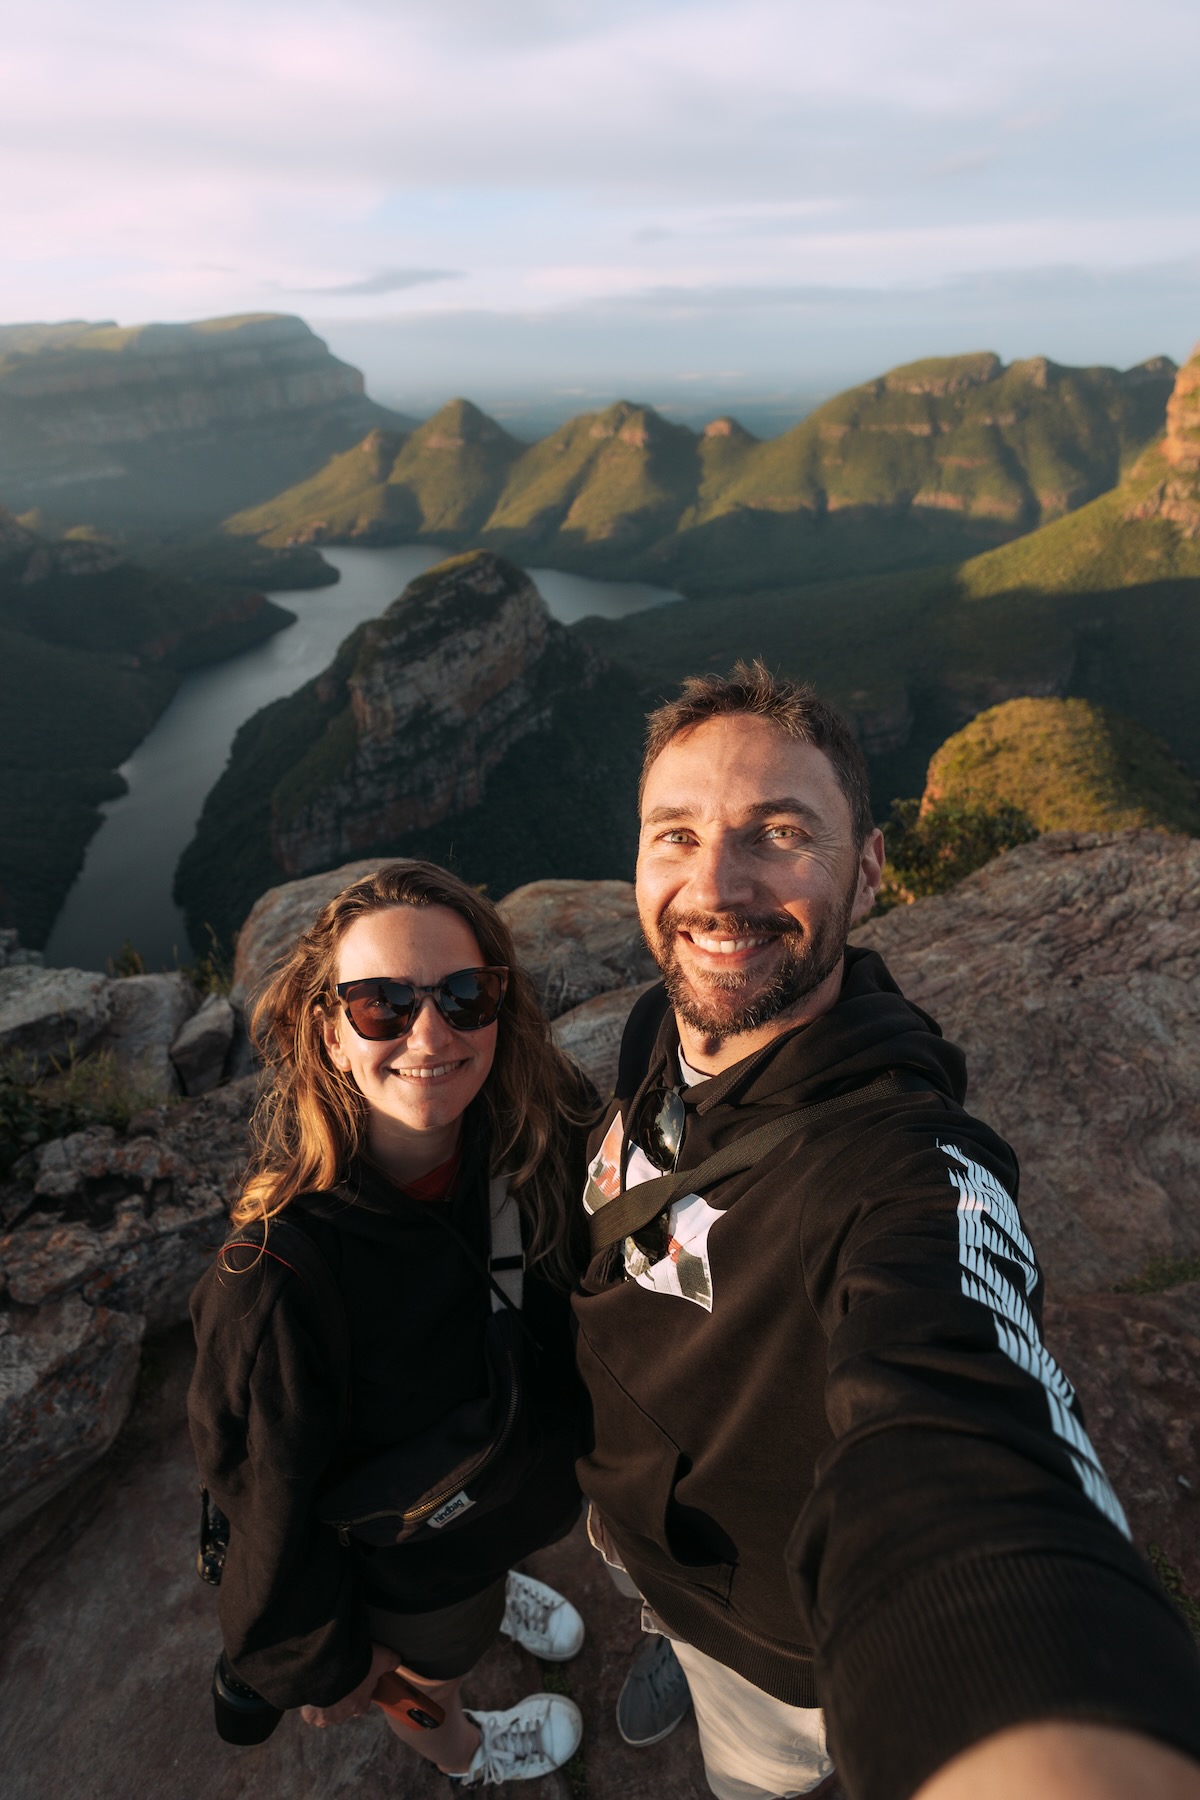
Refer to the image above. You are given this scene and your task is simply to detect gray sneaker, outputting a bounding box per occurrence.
[615,1633,691,1747]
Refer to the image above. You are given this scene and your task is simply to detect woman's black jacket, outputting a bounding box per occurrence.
[188,1132,583,1710]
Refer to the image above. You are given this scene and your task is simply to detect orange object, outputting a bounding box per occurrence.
[371,1671,447,1731]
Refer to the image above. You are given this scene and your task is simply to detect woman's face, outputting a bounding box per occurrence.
[321,904,498,1177]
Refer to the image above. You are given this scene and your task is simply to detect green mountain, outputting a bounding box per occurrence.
[921,697,1200,835]
[223,352,1175,593]
[174,344,1200,950]
[226,399,523,545]
[0,314,413,531]
[483,401,701,566]
[0,507,301,946]
[575,342,1200,814]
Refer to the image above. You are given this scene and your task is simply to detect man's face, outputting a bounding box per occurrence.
[636,715,884,1068]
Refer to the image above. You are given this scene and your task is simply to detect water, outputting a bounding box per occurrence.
[44,547,681,972]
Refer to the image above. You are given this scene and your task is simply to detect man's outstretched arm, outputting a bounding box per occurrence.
[914,1721,1200,1800]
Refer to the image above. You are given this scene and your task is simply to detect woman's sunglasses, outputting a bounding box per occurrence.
[334,967,509,1041]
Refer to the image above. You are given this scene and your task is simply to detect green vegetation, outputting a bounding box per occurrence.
[1114,1257,1200,1296]
[877,800,1039,908]
[0,1046,171,1176]
[922,698,1200,836]
[226,353,1176,595]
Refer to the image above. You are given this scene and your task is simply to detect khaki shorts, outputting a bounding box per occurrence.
[364,1574,508,1681]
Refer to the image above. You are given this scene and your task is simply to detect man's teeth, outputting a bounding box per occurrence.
[397,1063,459,1079]
[690,933,771,954]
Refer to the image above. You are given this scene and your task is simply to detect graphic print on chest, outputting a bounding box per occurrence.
[583,1111,720,1313]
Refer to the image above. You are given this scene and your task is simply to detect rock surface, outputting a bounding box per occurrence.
[553,983,658,1097]
[269,552,600,878]
[169,993,237,1096]
[500,879,657,1019]
[855,830,1200,1294]
[96,971,196,1099]
[1124,342,1200,535]
[0,964,113,1074]
[0,1293,143,1538]
[0,1078,257,1528]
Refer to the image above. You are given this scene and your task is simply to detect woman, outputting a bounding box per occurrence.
[189,860,592,1787]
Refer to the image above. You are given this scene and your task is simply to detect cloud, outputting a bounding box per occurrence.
[291,268,463,297]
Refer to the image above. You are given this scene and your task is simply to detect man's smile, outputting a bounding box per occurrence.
[681,930,775,959]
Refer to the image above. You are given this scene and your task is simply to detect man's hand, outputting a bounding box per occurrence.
[300,1641,398,1728]
[914,1721,1200,1800]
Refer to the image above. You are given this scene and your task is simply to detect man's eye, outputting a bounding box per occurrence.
[659,829,694,844]
[762,825,803,841]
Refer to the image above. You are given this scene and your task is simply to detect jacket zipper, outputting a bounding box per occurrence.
[332,1348,521,1544]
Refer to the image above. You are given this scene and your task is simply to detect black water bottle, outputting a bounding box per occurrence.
[211,1653,285,1745]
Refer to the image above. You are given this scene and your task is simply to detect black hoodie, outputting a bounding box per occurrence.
[188,1131,582,1710]
[573,948,1200,1800]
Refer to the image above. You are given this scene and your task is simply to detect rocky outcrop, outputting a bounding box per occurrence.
[95,972,196,1100]
[1163,343,1200,475]
[269,552,601,877]
[499,879,657,1019]
[855,830,1200,1295]
[168,993,236,1096]
[0,966,199,1101]
[0,1293,143,1538]
[0,1076,257,1529]
[1124,343,1200,535]
[0,966,114,1075]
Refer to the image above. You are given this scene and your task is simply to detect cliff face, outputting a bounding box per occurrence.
[269,551,600,875]
[0,315,410,527]
[1125,343,1200,535]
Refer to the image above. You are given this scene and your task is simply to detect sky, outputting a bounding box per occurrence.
[4,0,1200,420]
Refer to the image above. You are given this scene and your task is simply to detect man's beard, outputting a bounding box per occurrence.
[646,891,856,1042]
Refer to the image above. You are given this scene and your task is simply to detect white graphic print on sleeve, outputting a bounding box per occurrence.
[941,1141,1129,1537]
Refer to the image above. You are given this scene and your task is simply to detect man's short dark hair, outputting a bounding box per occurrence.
[640,659,875,847]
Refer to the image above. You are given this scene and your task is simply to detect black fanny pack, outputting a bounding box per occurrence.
[314,1174,541,1547]
[207,1175,541,1558]
[316,1301,536,1546]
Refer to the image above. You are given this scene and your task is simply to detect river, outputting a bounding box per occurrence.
[43,547,681,973]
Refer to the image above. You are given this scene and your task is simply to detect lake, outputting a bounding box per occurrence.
[43,547,681,973]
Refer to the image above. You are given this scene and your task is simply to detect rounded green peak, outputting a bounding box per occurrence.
[923,696,1200,836]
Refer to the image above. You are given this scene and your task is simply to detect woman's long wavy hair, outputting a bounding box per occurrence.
[233,860,590,1286]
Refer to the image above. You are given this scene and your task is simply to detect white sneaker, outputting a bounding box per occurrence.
[499,1570,585,1662]
[450,1693,583,1786]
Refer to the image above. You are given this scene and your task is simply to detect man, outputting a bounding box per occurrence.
[573,662,1200,1800]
